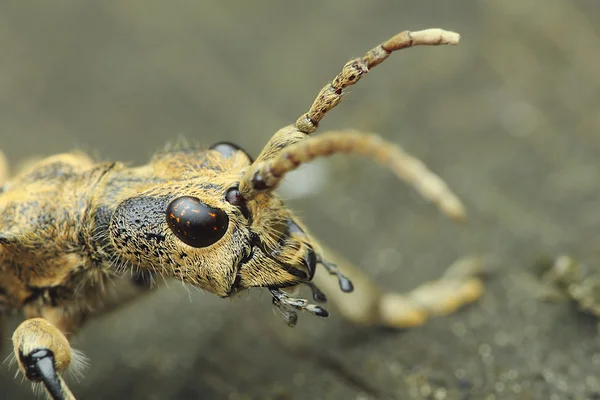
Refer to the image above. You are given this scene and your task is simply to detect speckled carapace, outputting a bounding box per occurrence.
[0,28,485,400]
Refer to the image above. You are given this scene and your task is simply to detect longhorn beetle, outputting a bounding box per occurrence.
[0,28,484,399]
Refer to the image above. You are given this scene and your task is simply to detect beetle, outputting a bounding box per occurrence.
[0,28,484,399]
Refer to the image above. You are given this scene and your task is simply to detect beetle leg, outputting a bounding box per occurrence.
[12,318,80,400]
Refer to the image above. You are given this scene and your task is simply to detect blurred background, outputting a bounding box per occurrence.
[1,1,599,399]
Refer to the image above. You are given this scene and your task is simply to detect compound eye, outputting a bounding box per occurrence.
[225,186,250,220]
[210,142,254,164]
[166,196,229,248]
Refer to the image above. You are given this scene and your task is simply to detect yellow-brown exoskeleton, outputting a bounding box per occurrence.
[0,29,485,399]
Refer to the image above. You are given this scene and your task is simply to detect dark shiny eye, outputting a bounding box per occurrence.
[210,142,254,164]
[225,187,250,220]
[166,196,229,248]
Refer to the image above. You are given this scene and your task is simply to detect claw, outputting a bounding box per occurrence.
[19,348,68,400]
[12,318,77,400]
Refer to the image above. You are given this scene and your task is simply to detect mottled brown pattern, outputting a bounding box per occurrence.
[0,27,484,399]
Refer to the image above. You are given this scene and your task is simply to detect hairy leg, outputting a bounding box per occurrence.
[12,317,78,400]
[11,274,157,400]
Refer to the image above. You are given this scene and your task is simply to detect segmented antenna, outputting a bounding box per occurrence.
[243,131,466,221]
[295,29,460,134]
[239,29,464,221]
